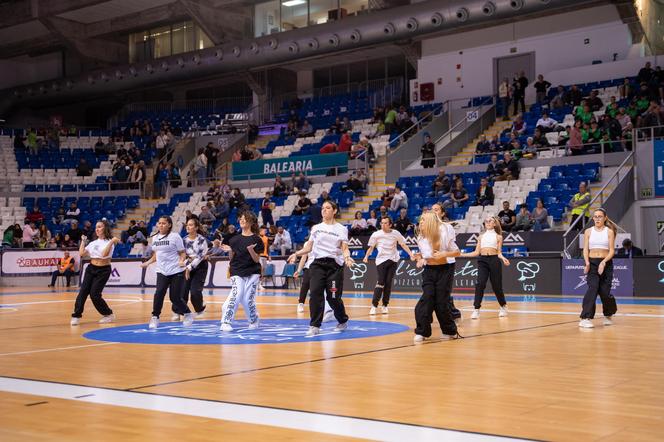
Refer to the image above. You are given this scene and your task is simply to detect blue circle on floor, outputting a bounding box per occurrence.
[83,319,410,345]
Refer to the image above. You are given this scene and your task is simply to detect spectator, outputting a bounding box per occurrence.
[61,234,76,248]
[431,168,452,197]
[48,250,76,288]
[536,111,559,133]
[299,120,315,137]
[193,148,208,186]
[565,84,583,107]
[512,72,528,115]
[366,209,379,232]
[221,224,238,245]
[384,105,397,135]
[319,142,337,154]
[328,117,342,135]
[155,162,168,197]
[616,238,643,258]
[498,201,517,232]
[273,175,287,197]
[215,197,230,220]
[261,192,274,227]
[26,128,38,155]
[587,90,604,112]
[550,85,566,109]
[66,221,83,245]
[532,128,550,150]
[350,211,368,237]
[381,188,395,209]
[394,208,413,235]
[204,142,219,179]
[292,172,310,193]
[81,221,94,240]
[285,121,298,138]
[346,169,367,193]
[155,129,170,158]
[229,188,246,210]
[443,180,469,208]
[532,199,550,231]
[22,221,37,248]
[390,185,408,211]
[569,181,591,230]
[270,226,292,255]
[486,154,502,181]
[292,193,312,216]
[567,120,584,156]
[341,116,353,133]
[514,206,533,231]
[498,77,511,120]
[129,163,144,190]
[420,134,436,168]
[638,61,654,84]
[52,207,66,226]
[123,220,146,245]
[319,190,331,203]
[306,200,322,226]
[532,74,551,105]
[76,158,92,177]
[338,132,352,153]
[113,159,131,189]
[25,207,45,226]
[199,205,216,229]
[495,152,520,181]
[511,114,527,135]
[207,239,226,258]
[475,134,491,155]
[475,177,494,207]
[37,224,51,247]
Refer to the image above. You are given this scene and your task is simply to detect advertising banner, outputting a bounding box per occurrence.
[1,250,81,275]
[81,261,143,286]
[231,152,348,180]
[561,258,633,297]
[633,257,664,297]
[654,140,664,197]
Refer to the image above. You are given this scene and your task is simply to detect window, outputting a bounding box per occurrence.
[129,21,214,63]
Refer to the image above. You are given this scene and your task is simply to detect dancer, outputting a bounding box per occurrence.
[70,220,119,325]
[140,216,194,329]
[460,216,510,319]
[431,203,463,323]
[413,212,460,342]
[219,211,263,332]
[288,201,354,337]
[295,252,334,322]
[171,217,208,320]
[579,208,618,328]
[363,216,415,315]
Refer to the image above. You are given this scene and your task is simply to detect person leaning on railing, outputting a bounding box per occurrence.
[568,181,591,230]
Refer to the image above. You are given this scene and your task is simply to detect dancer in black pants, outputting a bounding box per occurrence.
[363,216,414,315]
[461,216,510,319]
[413,212,461,342]
[171,217,208,320]
[140,215,194,329]
[579,208,618,328]
[288,201,355,337]
[432,203,462,323]
[295,252,335,321]
[70,220,119,325]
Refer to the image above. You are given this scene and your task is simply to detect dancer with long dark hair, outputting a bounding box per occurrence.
[295,252,334,322]
[171,217,208,320]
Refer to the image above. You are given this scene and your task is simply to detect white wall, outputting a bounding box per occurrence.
[0,52,63,90]
[412,5,641,105]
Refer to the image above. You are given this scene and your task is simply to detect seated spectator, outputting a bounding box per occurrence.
[536,112,559,133]
[475,134,491,154]
[390,185,408,211]
[113,159,131,189]
[338,132,352,153]
[533,74,552,104]
[25,207,45,226]
[498,201,517,232]
[273,175,288,197]
[381,188,395,209]
[328,117,342,135]
[494,152,520,181]
[366,209,379,232]
[123,220,147,245]
[486,154,502,181]
[511,115,527,135]
[532,128,550,150]
[522,138,538,159]
[298,120,315,137]
[81,221,93,240]
[616,238,643,258]
[320,142,337,154]
[615,108,632,130]
[214,197,230,220]
[341,116,353,133]
[61,233,76,248]
[94,137,105,154]
[514,206,534,231]
[207,186,220,201]
[76,158,92,177]
[350,211,368,236]
[292,172,310,193]
[207,239,226,258]
[292,193,312,216]
[475,178,494,207]
[261,192,274,227]
[48,250,76,288]
[37,224,51,247]
[443,180,469,208]
[574,102,593,125]
[588,90,604,112]
[269,226,292,255]
[199,205,216,228]
[346,169,367,193]
[550,85,566,109]
[431,168,452,197]
[221,224,239,245]
[565,84,583,106]
[420,134,436,168]
[532,199,550,231]
[394,208,413,235]
[66,221,82,245]
[229,188,246,210]
[319,190,331,203]
[284,121,298,138]
[22,222,38,248]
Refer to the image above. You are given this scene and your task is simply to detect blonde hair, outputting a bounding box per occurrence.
[485,216,503,235]
[418,212,441,251]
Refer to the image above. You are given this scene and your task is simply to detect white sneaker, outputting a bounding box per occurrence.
[381,306,389,314]
[603,316,613,326]
[196,310,206,318]
[471,309,480,319]
[70,317,80,326]
[220,323,233,332]
[322,310,335,323]
[441,333,460,340]
[98,314,115,324]
[579,319,594,328]
[455,317,462,326]
[369,306,377,315]
[334,322,348,332]
[413,334,428,343]
[248,319,260,330]
[182,313,195,327]
[499,306,508,317]
[258,284,266,291]
[148,316,159,329]
[305,326,320,337]
[297,303,305,313]
[170,313,181,321]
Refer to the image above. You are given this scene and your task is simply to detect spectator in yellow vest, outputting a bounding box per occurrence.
[48,250,76,288]
[569,182,591,230]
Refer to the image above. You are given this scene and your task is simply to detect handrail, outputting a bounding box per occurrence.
[386,101,447,152]
[562,149,634,258]
[433,97,494,146]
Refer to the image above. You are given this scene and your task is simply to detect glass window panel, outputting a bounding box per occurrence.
[150,25,171,59]
[254,1,281,37]
[171,22,186,55]
[309,0,337,25]
[280,0,308,31]
[340,0,368,18]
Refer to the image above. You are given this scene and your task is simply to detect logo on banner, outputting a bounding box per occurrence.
[404,236,419,247]
[16,257,59,268]
[516,261,540,292]
[658,260,664,283]
[465,234,480,246]
[108,267,121,283]
[347,237,363,249]
[394,261,424,288]
[503,233,525,246]
[454,261,478,287]
[349,263,368,289]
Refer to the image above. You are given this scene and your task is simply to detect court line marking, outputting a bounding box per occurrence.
[0,376,530,442]
[0,342,118,357]
[0,297,141,306]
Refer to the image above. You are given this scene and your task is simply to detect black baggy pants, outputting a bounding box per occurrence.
[473,255,507,309]
[373,260,398,307]
[415,264,457,337]
[72,264,112,318]
[298,268,310,304]
[308,258,348,327]
[152,272,191,318]
[580,258,618,319]
[182,261,208,313]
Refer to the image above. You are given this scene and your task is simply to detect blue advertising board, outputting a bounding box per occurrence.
[232,152,348,180]
[654,140,664,197]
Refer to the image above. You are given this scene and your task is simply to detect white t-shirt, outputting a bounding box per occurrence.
[151,232,185,276]
[309,222,348,266]
[85,239,114,259]
[417,224,458,264]
[443,223,458,264]
[368,229,406,266]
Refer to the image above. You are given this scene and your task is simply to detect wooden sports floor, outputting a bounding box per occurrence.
[1,285,663,441]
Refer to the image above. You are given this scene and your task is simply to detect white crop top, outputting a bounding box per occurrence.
[588,227,610,250]
[480,230,499,249]
[85,239,114,259]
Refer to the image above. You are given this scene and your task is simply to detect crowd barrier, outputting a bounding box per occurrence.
[2,251,664,297]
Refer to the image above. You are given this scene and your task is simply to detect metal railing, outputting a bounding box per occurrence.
[386,101,447,151]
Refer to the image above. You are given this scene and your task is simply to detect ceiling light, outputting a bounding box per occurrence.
[282,0,306,7]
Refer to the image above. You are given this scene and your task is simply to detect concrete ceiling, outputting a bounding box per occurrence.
[56,0,178,24]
